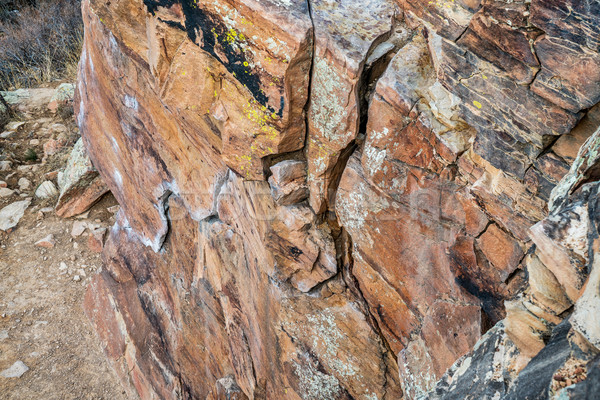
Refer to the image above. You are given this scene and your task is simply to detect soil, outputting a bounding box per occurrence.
[0,85,131,399]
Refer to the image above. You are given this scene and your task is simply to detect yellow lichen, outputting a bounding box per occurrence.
[225,28,238,45]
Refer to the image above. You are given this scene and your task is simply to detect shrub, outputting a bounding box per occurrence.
[0,0,83,90]
[0,1,36,24]
[25,148,38,161]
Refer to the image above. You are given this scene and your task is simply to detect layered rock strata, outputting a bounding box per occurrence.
[78,0,600,398]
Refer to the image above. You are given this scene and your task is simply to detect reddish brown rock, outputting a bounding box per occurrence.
[78,0,227,249]
[35,234,56,249]
[145,0,313,180]
[457,190,488,236]
[268,160,308,205]
[476,224,523,281]
[76,0,600,398]
[86,180,401,398]
[530,0,600,112]
[87,227,106,253]
[43,138,66,159]
[55,139,109,218]
[306,0,400,213]
[56,177,108,218]
[457,2,541,84]
[336,152,483,397]
[458,149,547,242]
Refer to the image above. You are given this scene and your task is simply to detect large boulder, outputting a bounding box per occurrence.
[77,0,600,398]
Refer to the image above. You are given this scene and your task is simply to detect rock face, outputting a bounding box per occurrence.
[78,0,600,398]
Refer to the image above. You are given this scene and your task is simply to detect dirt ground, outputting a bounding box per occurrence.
[0,86,130,399]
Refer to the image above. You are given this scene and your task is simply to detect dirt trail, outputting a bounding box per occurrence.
[0,85,129,400]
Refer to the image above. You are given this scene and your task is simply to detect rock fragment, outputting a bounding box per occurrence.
[0,361,29,378]
[0,199,31,231]
[55,139,108,218]
[48,83,75,113]
[71,221,87,237]
[87,227,106,253]
[0,188,14,197]
[268,160,308,205]
[18,178,31,191]
[35,181,58,199]
[35,234,56,248]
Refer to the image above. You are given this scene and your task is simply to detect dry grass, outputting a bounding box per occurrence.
[0,0,83,90]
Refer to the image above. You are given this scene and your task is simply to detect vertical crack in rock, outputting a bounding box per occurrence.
[305,0,401,213]
[326,14,408,215]
[80,0,600,398]
[156,189,173,252]
[342,229,399,372]
[303,0,315,153]
[301,8,408,391]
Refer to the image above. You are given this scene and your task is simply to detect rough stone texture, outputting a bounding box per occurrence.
[0,96,8,129]
[305,0,404,213]
[35,180,58,199]
[55,138,109,218]
[0,361,30,379]
[268,160,308,205]
[530,0,600,112]
[425,125,600,399]
[48,83,75,113]
[0,199,31,231]
[77,0,600,398]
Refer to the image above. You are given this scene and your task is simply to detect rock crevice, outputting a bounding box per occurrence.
[78,0,600,398]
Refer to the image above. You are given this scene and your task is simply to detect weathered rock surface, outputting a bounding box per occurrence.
[305,0,402,213]
[530,0,600,112]
[0,361,29,379]
[268,160,308,205]
[77,0,600,398]
[35,180,58,199]
[0,96,8,129]
[0,199,31,231]
[55,138,109,218]
[48,83,75,113]
[426,126,600,399]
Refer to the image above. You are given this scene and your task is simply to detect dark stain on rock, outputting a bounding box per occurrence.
[144,0,283,116]
[289,246,303,259]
